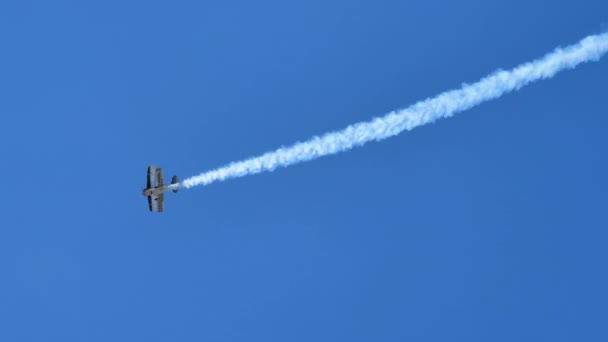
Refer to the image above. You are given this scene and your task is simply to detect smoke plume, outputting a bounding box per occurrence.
[182,33,608,189]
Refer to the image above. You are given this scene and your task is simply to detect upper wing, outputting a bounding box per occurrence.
[156,168,164,187]
[148,195,158,212]
[147,165,155,188]
[157,193,164,212]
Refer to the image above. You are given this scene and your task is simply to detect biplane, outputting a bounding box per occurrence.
[142,165,179,212]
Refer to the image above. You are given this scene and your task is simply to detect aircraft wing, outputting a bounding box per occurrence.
[156,168,164,187]
[148,165,155,188]
[148,195,158,212]
[157,193,164,212]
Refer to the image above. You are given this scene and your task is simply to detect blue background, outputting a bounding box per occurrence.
[1,1,607,341]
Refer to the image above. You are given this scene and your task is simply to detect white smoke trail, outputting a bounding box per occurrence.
[182,33,608,189]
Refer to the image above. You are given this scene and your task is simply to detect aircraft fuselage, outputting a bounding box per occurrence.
[142,186,170,197]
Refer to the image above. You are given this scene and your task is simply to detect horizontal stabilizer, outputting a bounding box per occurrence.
[171,176,179,193]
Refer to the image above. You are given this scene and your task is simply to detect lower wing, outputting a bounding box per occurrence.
[157,193,164,212]
[148,195,158,212]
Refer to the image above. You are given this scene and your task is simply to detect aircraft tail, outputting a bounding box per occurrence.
[171,176,179,193]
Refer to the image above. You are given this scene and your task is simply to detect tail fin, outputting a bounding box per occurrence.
[171,176,179,193]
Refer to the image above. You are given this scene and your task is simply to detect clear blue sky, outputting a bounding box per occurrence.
[1,1,607,341]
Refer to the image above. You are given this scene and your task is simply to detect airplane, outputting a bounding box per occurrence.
[142,165,179,212]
